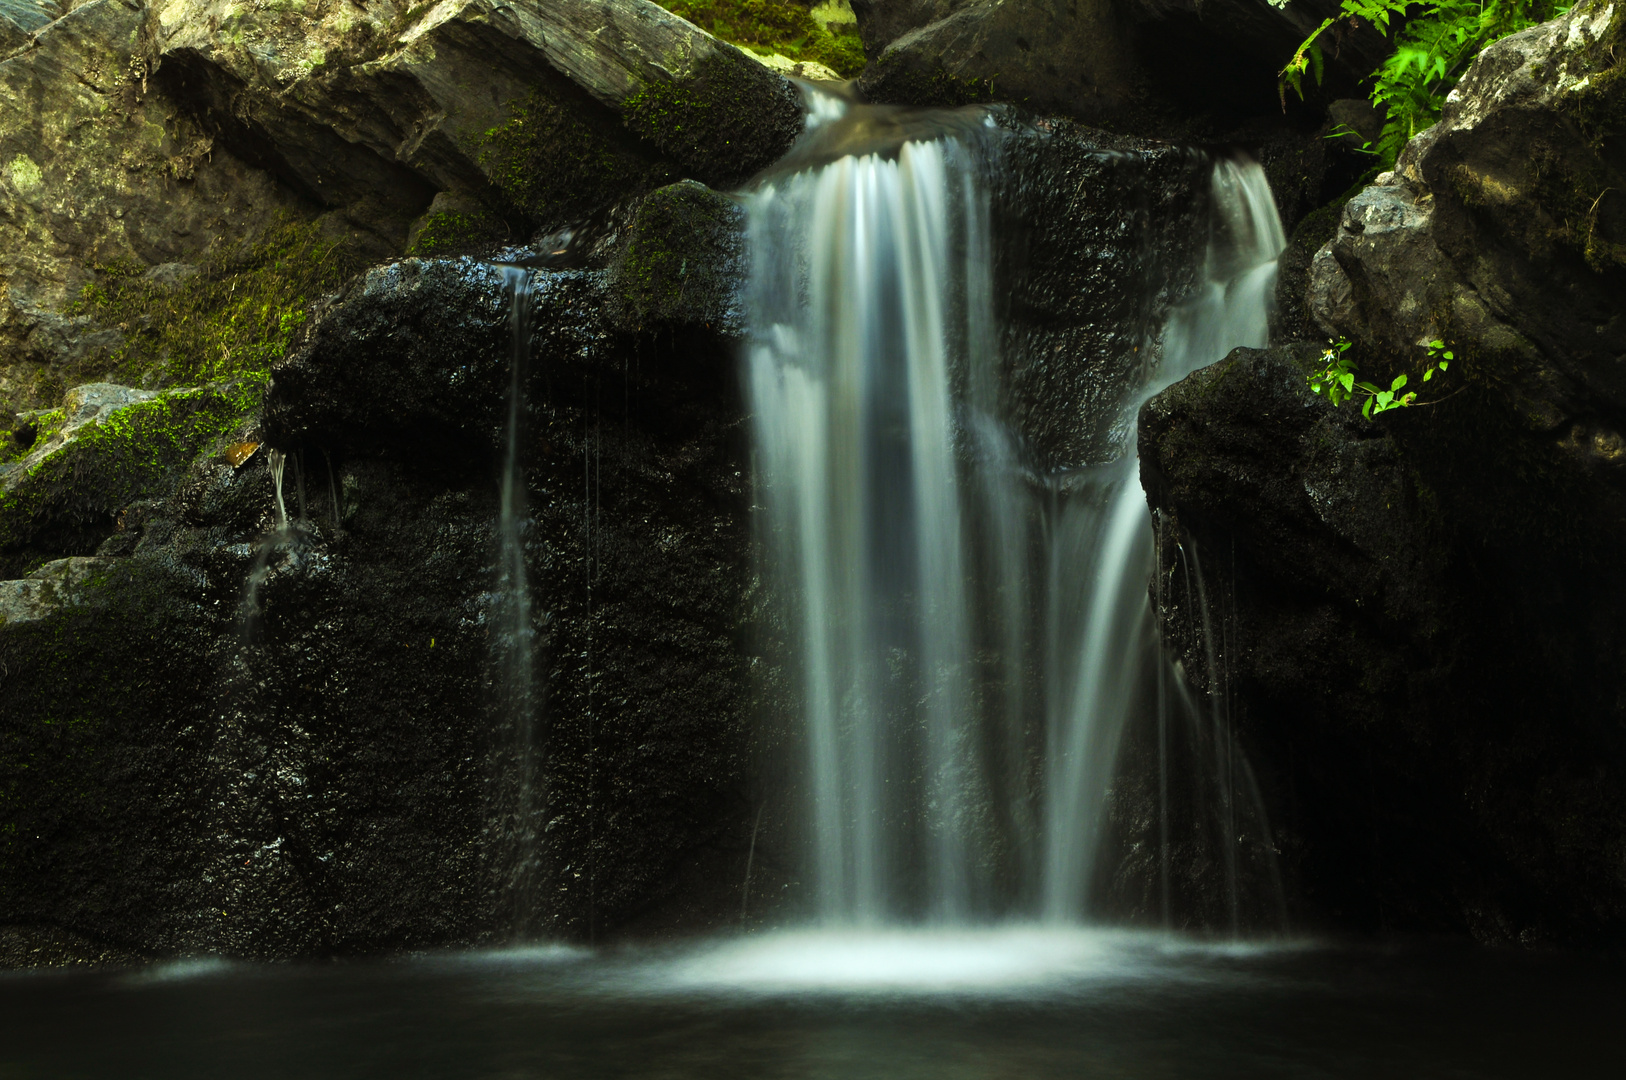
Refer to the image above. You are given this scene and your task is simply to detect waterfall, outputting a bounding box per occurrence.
[746,93,1284,925]
[495,266,539,937]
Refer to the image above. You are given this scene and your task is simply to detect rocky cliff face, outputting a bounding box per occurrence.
[1140,0,1626,943]
[0,9,1225,952]
[0,255,760,959]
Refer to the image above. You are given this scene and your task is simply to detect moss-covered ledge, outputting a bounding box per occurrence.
[0,379,261,578]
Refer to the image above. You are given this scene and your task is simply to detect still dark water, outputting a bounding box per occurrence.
[2,928,1622,1079]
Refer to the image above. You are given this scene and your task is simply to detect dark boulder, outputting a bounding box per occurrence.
[1136,3,1626,945]
[990,117,1212,469]
[853,0,1390,129]
[1139,344,1626,943]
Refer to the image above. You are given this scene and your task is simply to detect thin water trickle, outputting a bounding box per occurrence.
[495,265,539,939]
[747,85,1286,926]
[267,448,288,531]
[241,449,295,641]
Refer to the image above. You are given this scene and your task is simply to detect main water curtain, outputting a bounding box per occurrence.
[747,136,1285,924]
[748,138,992,924]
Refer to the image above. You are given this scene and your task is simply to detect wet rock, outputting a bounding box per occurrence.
[0,923,142,968]
[991,118,1211,469]
[606,180,746,334]
[1143,3,1626,945]
[0,380,258,578]
[1,261,757,961]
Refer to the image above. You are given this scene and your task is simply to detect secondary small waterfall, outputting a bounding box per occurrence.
[1038,159,1287,920]
[747,93,1284,925]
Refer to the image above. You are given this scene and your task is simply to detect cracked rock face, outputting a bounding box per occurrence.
[1,0,801,419]
[1307,0,1624,432]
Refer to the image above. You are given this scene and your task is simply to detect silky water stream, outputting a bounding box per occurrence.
[5,93,1621,1080]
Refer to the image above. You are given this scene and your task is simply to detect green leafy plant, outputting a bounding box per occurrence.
[1281,1,1567,166]
[1309,337,1451,417]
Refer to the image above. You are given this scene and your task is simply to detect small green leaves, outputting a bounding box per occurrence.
[1307,337,1449,418]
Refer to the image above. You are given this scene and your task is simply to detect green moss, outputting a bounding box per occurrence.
[612,181,742,328]
[0,381,262,576]
[474,82,671,232]
[70,217,363,388]
[0,409,64,467]
[408,209,506,256]
[657,0,867,78]
[623,52,798,184]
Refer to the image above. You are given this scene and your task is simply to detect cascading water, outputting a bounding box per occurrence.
[748,113,995,923]
[746,91,1285,926]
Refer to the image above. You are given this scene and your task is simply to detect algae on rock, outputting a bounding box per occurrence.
[0,379,261,578]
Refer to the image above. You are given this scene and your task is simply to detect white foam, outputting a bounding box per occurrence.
[622,926,1287,997]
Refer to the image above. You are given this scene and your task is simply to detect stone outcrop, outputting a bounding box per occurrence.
[0,378,257,578]
[0,0,802,421]
[1308,0,1624,433]
[0,0,304,415]
[1141,1,1626,944]
[855,0,1143,118]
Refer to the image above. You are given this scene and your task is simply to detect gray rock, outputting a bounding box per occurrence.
[0,0,310,414]
[141,262,199,288]
[3,0,803,417]
[857,0,1141,119]
[0,556,115,625]
[1306,0,1624,429]
[1326,98,1383,148]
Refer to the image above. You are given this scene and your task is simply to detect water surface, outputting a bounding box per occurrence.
[3,929,1621,1078]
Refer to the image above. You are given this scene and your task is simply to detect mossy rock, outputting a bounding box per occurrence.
[68,218,365,389]
[471,72,675,236]
[856,48,997,108]
[0,380,262,578]
[654,0,868,78]
[623,52,805,187]
[608,180,745,332]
